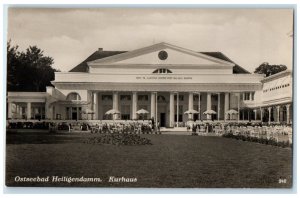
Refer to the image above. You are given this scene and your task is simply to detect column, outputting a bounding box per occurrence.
[169,92,175,127]
[198,92,201,121]
[93,92,98,120]
[260,107,263,122]
[237,93,240,122]
[49,105,53,120]
[8,102,12,119]
[18,105,22,119]
[224,93,229,121]
[242,110,244,120]
[15,104,18,119]
[276,106,280,123]
[155,92,158,126]
[176,92,179,127]
[206,92,211,120]
[248,109,250,121]
[268,107,272,124]
[27,102,31,120]
[45,103,48,120]
[113,92,119,120]
[132,92,137,120]
[151,92,156,120]
[286,104,290,124]
[52,105,56,120]
[69,106,72,120]
[188,92,193,120]
[76,107,79,121]
[254,109,257,120]
[217,93,220,121]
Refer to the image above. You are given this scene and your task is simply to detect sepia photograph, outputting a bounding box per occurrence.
[5,6,294,189]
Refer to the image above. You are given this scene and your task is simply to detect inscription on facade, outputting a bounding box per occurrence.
[136,76,193,80]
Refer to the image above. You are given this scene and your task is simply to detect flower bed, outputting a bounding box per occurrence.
[83,133,152,146]
[222,133,291,148]
[8,121,50,129]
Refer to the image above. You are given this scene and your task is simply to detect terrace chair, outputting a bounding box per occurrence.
[98,125,103,133]
[256,126,262,138]
[68,124,73,132]
[247,126,255,137]
[232,126,240,136]
[283,126,289,135]
[225,126,231,134]
[262,126,268,136]
[287,127,293,144]
[199,125,206,136]
[90,126,96,133]
[266,127,273,140]
[251,126,260,138]
[213,125,222,136]
[288,130,293,144]
[241,126,248,136]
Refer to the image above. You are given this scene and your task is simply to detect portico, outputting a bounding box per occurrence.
[74,90,258,127]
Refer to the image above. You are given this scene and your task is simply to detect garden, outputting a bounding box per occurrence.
[6,131,292,188]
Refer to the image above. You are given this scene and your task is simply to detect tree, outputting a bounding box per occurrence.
[7,40,21,91]
[254,62,287,77]
[7,41,58,92]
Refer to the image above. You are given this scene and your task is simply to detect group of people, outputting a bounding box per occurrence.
[187,122,293,136]
[90,121,159,134]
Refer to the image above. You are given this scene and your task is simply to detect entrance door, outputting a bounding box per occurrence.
[72,112,77,120]
[193,114,199,121]
[160,113,166,127]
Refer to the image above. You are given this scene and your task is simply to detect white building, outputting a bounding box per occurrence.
[7,42,293,127]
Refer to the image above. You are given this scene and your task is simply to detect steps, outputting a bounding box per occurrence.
[159,127,188,132]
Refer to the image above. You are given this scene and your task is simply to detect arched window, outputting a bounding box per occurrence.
[157,95,166,102]
[66,92,81,101]
[153,68,172,74]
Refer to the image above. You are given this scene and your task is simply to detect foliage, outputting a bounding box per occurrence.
[7,40,58,92]
[84,133,153,146]
[222,133,291,148]
[254,62,287,77]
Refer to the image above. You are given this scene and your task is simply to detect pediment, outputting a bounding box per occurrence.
[88,42,235,67]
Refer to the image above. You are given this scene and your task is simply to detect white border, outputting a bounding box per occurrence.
[0,1,299,197]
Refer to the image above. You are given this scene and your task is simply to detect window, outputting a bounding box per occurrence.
[244,92,251,100]
[175,105,183,122]
[175,95,184,101]
[66,92,81,101]
[120,95,131,101]
[138,95,148,101]
[212,95,218,101]
[121,105,130,120]
[243,92,254,101]
[193,95,201,101]
[157,95,166,102]
[102,95,112,101]
[153,68,172,74]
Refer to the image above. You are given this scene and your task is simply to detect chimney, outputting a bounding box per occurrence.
[98,48,103,52]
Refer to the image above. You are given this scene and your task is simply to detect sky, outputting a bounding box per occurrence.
[7,8,294,72]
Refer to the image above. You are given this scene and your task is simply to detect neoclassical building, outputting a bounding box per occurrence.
[7,42,293,127]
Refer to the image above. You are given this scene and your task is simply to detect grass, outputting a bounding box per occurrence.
[6,132,292,188]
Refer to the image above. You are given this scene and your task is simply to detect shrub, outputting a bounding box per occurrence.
[222,133,291,148]
[84,133,152,146]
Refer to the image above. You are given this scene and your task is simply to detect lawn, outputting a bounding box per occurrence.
[5,132,292,188]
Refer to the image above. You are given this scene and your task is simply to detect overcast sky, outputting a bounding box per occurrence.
[7,8,293,72]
